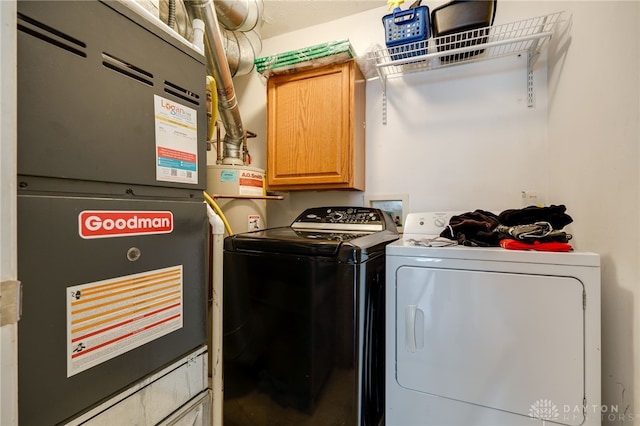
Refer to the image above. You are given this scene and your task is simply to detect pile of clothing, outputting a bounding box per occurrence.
[439,205,574,252]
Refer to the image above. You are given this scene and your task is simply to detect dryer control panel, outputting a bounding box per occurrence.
[291,206,392,232]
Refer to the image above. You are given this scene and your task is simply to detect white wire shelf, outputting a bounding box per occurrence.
[367,11,566,80]
[365,11,568,122]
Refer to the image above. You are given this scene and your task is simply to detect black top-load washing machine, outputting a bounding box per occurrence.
[223,206,399,426]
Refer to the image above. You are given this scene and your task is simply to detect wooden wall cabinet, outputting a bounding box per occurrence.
[266,60,365,191]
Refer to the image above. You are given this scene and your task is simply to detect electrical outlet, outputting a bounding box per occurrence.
[521,191,545,208]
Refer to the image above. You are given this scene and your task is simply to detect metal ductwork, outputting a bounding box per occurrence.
[162,0,263,77]
[220,26,262,77]
[155,0,263,164]
[214,0,263,32]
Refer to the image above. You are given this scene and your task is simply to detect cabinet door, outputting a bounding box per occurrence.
[266,61,364,190]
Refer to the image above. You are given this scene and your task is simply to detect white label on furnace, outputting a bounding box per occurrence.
[154,95,198,184]
[239,170,264,196]
[66,265,183,377]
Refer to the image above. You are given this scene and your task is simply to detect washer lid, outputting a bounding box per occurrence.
[224,226,399,260]
[226,227,344,256]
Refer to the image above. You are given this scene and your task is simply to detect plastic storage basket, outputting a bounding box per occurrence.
[431,0,497,63]
[383,6,430,60]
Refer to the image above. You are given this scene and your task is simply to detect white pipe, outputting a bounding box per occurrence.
[205,203,224,425]
[192,18,206,54]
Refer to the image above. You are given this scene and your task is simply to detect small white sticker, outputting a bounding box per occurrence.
[248,215,262,231]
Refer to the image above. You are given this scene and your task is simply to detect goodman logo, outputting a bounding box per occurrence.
[79,211,173,239]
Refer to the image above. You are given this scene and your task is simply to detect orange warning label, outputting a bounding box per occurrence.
[66,266,183,377]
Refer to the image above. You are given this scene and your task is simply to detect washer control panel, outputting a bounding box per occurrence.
[291,207,387,232]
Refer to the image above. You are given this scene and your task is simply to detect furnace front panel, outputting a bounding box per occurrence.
[16,1,209,424]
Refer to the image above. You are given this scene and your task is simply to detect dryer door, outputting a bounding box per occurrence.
[396,266,585,426]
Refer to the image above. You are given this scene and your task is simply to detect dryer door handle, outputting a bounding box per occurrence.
[405,304,424,353]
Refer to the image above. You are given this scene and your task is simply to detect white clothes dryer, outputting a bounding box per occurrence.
[385,212,601,426]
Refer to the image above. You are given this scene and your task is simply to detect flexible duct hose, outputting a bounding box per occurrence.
[167,0,177,28]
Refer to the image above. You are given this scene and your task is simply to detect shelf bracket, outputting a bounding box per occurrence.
[525,14,548,108]
[527,51,535,107]
[382,77,388,125]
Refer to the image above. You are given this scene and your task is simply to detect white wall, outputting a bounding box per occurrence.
[230,0,640,422]
[547,2,640,423]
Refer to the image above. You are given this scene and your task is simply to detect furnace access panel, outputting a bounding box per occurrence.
[17,0,208,190]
